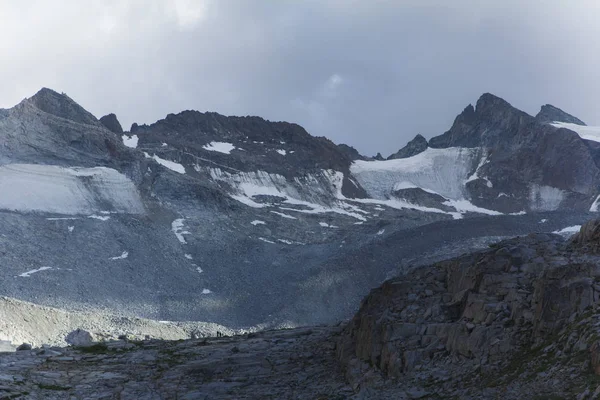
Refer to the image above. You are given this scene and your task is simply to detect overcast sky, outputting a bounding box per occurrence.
[1,0,600,156]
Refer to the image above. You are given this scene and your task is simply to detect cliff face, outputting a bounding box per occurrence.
[336,219,600,398]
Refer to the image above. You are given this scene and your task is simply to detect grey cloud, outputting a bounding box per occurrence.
[1,0,599,156]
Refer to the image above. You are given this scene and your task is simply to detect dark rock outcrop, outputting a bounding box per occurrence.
[387,134,428,160]
[536,104,586,125]
[337,222,600,398]
[100,113,124,134]
[337,143,367,161]
[391,187,454,211]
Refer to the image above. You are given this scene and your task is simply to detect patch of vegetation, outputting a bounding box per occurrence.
[75,343,109,354]
[37,384,70,391]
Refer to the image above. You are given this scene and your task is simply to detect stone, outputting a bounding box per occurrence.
[16,343,32,351]
[65,329,96,347]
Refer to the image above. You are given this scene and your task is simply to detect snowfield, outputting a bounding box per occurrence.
[202,142,236,154]
[351,147,481,200]
[122,134,138,149]
[0,164,144,215]
[144,153,186,174]
[551,122,600,143]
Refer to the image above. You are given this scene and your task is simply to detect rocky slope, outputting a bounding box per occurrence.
[8,222,600,399]
[336,219,600,398]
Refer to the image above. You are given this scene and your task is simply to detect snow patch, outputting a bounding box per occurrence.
[185,254,193,260]
[68,226,74,232]
[88,215,111,221]
[259,237,276,244]
[540,219,548,223]
[443,199,502,216]
[590,194,600,212]
[276,149,287,156]
[18,267,53,278]
[172,219,191,244]
[377,229,385,235]
[202,142,235,154]
[251,220,266,226]
[202,289,212,295]
[270,211,297,220]
[319,222,338,228]
[553,225,581,237]
[110,251,129,261]
[144,153,186,174]
[122,134,138,148]
[465,154,492,187]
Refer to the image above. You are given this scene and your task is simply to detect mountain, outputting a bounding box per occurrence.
[0,87,596,338]
[374,93,600,214]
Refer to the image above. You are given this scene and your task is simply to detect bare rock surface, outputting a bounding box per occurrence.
[336,222,600,398]
[0,326,355,399]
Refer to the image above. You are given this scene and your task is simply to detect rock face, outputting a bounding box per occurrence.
[387,134,428,159]
[337,222,600,398]
[337,143,367,161]
[536,104,586,125]
[99,113,124,134]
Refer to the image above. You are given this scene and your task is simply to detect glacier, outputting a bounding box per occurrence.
[0,164,144,215]
[351,147,482,200]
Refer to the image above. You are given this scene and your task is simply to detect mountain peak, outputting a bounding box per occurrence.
[536,104,586,126]
[387,134,428,159]
[475,92,519,115]
[429,93,533,149]
[26,87,100,126]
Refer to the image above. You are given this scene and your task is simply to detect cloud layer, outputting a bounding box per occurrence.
[1,0,600,156]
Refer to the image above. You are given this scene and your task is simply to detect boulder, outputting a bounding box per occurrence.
[65,329,96,347]
[16,343,32,351]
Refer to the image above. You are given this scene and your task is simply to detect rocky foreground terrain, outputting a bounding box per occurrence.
[5,221,600,398]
